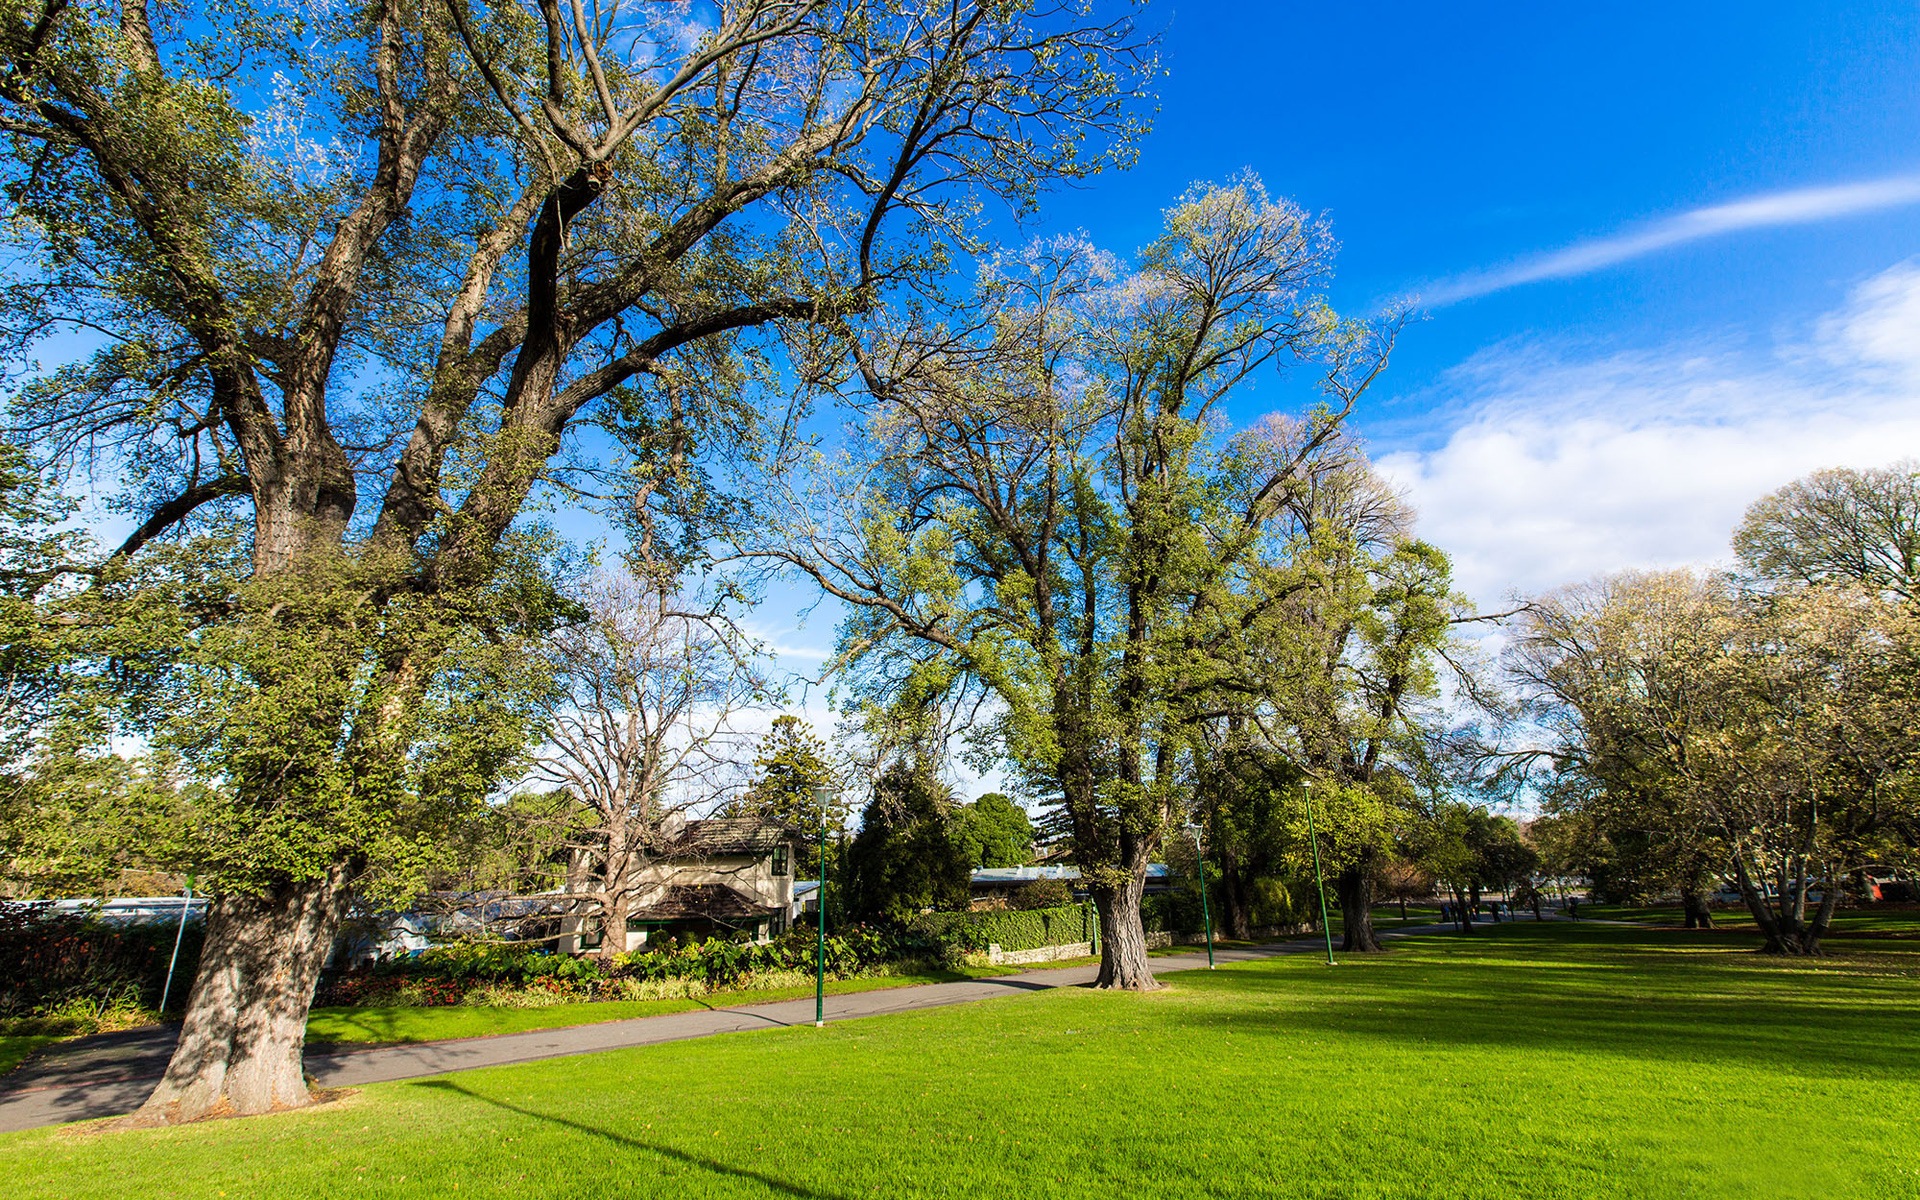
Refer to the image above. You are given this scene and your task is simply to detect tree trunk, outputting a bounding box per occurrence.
[1680,887,1715,930]
[1450,886,1475,935]
[1760,882,1839,955]
[130,871,351,1124]
[1336,865,1383,952]
[600,890,631,966]
[1220,852,1253,941]
[1092,859,1157,991]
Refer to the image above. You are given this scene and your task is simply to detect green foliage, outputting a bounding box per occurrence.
[781,179,1395,914]
[948,794,1033,869]
[1734,461,1920,599]
[907,902,1094,954]
[0,902,202,1020]
[1,532,569,907]
[316,925,913,1008]
[844,762,971,923]
[723,716,843,863]
[1005,878,1072,910]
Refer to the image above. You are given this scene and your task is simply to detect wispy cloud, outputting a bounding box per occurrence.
[1423,174,1920,305]
[1376,261,1920,606]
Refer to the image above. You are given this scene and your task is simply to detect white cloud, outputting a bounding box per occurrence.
[1378,261,1920,606]
[1423,174,1920,305]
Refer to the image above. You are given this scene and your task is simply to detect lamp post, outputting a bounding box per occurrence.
[812,783,833,1028]
[1186,823,1214,968]
[1303,782,1336,966]
[160,875,196,1014]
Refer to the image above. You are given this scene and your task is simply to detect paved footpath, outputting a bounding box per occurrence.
[0,924,1457,1133]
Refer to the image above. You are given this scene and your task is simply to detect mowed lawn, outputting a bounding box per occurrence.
[5,923,1919,1200]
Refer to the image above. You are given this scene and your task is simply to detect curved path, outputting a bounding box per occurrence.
[0,924,1459,1133]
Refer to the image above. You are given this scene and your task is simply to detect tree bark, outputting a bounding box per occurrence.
[1219,849,1253,941]
[1450,886,1475,935]
[600,889,631,966]
[1092,850,1157,990]
[1336,864,1383,952]
[129,870,351,1124]
[1680,886,1715,930]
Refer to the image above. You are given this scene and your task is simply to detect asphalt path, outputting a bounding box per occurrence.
[0,922,1465,1133]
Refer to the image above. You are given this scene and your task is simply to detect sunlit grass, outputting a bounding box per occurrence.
[5,922,1916,1199]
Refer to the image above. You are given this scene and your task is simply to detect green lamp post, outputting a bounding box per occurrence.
[1303,781,1336,966]
[160,874,196,1014]
[812,783,833,1028]
[1186,823,1215,968]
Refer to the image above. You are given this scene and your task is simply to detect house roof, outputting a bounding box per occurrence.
[629,883,780,922]
[657,817,789,857]
[968,864,1171,887]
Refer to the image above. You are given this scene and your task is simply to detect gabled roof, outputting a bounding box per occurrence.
[629,883,779,922]
[658,817,790,857]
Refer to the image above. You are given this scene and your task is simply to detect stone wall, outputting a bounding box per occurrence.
[986,940,1092,966]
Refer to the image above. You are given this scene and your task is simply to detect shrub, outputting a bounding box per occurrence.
[0,901,204,1018]
[314,923,919,1009]
[612,976,708,1002]
[1007,879,1073,910]
[905,902,1094,955]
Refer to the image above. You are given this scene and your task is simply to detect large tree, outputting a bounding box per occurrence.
[0,0,1147,1120]
[723,714,844,863]
[950,792,1032,868]
[1511,569,1920,954]
[753,178,1393,987]
[843,758,970,922]
[531,569,763,964]
[1734,461,1920,600]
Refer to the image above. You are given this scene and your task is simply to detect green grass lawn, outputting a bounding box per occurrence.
[1585,904,1920,935]
[7,922,1919,1199]
[0,1035,59,1078]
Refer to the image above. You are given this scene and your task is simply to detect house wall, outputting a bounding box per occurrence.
[622,851,796,950]
[552,840,798,954]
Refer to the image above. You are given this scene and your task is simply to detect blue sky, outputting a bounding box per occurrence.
[760,1,1920,758]
[1031,0,1920,604]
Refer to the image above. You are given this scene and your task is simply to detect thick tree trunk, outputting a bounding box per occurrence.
[1336,865,1383,952]
[1092,855,1157,991]
[130,870,351,1124]
[1760,882,1839,955]
[1680,887,1715,930]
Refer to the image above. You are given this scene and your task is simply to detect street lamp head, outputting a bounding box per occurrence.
[812,783,835,809]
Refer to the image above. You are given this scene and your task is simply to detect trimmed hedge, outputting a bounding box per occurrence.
[313,924,911,1008]
[0,901,203,1018]
[907,902,1095,953]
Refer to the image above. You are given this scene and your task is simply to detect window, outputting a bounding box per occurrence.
[771,845,790,877]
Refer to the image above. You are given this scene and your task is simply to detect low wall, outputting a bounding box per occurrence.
[985,930,1180,965]
[987,941,1092,966]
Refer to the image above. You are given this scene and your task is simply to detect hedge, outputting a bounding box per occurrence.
[313,924,912,1007]
[0,902,203,1018]
[907,902,1096,953]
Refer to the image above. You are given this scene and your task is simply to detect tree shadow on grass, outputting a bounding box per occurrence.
[1179,925,1920,1082]
[412,1079,856,1200]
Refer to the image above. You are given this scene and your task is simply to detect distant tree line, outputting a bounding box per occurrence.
[1513,463,1920,954]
